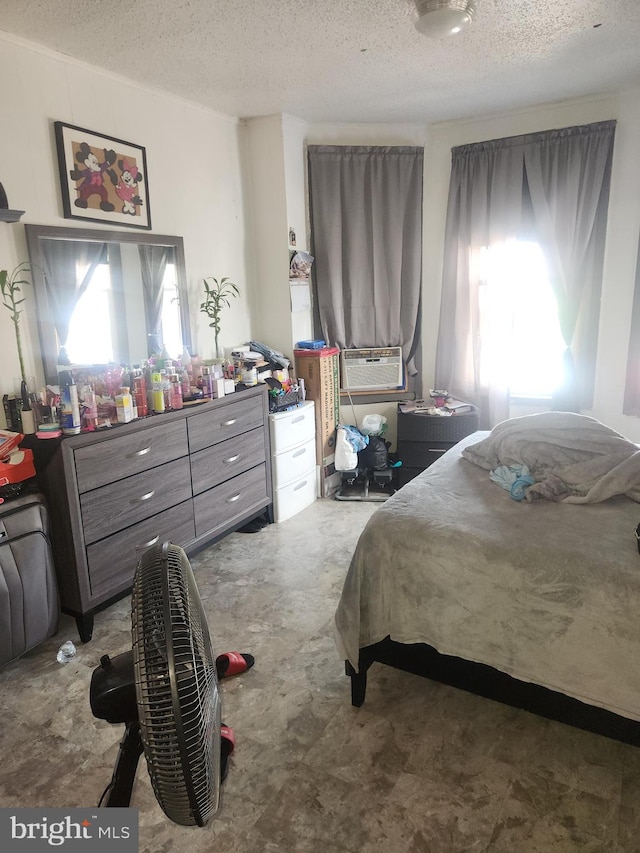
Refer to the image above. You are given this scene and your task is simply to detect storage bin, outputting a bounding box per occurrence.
[271,437,315,489]
[273,470,316,523]
[269,400,317,522]
[269,401,316,452]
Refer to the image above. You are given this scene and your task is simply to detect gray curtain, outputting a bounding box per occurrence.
[435,137,526,426]
[623,238,640,416]
[41,239,107,355]
[435,120,615,427]
[307,145,423,374]
[524,121,615,411]
[138,245,170,355]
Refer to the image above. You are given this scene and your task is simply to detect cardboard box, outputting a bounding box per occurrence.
[294,347,340,497]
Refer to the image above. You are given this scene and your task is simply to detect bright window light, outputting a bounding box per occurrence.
[476,241,565,397]
[160,263,182,359]
[65,262,114,364]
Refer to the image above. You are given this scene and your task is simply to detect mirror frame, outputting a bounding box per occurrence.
[24,224,191,385]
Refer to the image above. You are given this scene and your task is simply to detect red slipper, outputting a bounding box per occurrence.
[216,651,255,679]
[220,724,235,783]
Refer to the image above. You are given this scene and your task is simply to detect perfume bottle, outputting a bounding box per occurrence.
[133,372,148,417]
[170,374,183,410]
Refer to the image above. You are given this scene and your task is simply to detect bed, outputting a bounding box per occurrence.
[334,412,640,744]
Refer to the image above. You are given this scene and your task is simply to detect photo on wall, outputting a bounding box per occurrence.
[54,121,151,230]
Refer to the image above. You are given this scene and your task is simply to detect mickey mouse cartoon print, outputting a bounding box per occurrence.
[115,158,144,216]
[69,142,117,211]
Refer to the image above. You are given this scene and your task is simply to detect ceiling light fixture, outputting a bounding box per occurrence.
[412,0,476,38]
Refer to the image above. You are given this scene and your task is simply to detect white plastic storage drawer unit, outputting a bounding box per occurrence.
[269,400,316,522]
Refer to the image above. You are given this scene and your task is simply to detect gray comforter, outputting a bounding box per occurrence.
[462,411,640,503]
[335,431,640,720]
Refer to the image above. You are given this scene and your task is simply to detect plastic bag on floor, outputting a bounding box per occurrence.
[360,414,387,436]
[336,425,367,471]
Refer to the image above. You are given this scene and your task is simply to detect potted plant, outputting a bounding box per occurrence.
[199,276,240,359]
[0,262,31,386]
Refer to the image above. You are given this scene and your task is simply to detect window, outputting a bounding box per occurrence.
[160,262,182,359]
[476,240,565,398]
[65,260,114,364]
[62,258,183,367]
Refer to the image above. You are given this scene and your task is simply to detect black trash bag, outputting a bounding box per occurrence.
[358,435,391,471]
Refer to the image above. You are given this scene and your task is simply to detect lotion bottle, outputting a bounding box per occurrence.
[59,371,81,435]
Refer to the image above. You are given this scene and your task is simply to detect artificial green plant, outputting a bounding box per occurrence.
[200,276,240,359]
[0,262,31,385]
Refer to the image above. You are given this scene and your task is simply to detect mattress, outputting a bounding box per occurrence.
[335,431,640,721]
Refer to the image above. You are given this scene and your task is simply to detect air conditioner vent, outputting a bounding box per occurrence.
[341,347,404,392]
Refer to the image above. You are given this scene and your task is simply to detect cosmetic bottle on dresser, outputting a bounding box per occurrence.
[151,372,165,413]
[59,371,81,435]
[170,374,183,410]
[133,371,148,417]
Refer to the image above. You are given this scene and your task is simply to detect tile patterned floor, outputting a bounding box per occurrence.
[1,498,639,852]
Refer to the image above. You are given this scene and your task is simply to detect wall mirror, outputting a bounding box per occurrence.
[25,224,191,385]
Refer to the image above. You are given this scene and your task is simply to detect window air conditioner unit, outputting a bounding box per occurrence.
[341,347,404,392]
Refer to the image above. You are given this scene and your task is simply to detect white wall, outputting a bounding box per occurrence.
[245,113,314,359]
[0,31,253,419]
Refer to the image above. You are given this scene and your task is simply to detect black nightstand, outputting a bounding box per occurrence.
[396,407,479,487]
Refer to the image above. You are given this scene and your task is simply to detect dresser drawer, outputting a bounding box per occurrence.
[271,437,315,489]
[86,499,195,598]
[191,427,266,496]
[194,463,268,538]
[398,440,453,468]
[80,457,192,544]
[269,401,315,454]
[74,419,188,493]
[188,395,264,453]
[397,411,478,443]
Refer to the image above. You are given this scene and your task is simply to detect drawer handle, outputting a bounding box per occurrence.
[222,418,237,427]
[294,480,308,491]
[428,448,446,454]
[136,534,160,551]
[224,454,240,464]
[226,493,241,503]
[132,490,155,504]
[129,445,151,458]
[291,415,305,424]
[292,448,307,458]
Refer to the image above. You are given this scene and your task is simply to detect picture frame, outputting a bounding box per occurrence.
[54,121,151,230]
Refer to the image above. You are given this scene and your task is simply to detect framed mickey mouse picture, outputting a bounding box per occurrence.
[54,121,151,229]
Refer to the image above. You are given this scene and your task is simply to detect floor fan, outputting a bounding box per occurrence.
[90,541,223,826]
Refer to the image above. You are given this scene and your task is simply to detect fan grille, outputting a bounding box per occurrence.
[132,542,221,826]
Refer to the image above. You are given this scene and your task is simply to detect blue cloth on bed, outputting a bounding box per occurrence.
[490,464,535,501]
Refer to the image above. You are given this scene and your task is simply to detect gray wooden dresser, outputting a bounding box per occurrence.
[38,384,272,641]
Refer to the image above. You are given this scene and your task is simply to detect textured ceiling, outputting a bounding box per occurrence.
[1,0,640,123]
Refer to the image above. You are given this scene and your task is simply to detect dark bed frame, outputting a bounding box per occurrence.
[346,637,640,747]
